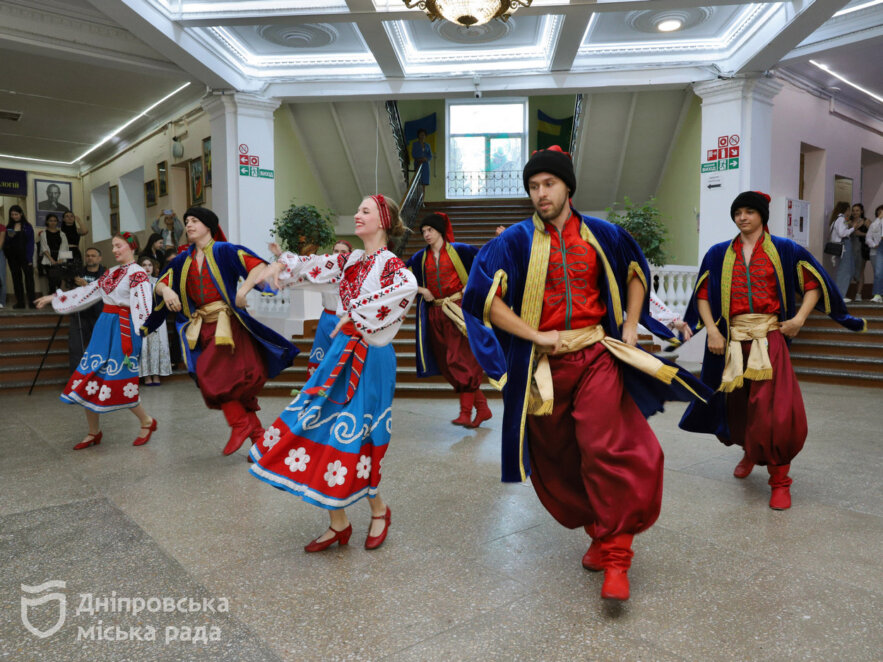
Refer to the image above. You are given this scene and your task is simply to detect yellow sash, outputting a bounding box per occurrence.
[185,300,235,351]
[720,313,779,392]
[529,325,678,415]
[432,291,467,336]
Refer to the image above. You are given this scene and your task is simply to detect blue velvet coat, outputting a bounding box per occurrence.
[462,211,712,483]
[679,232,866,438]
[405,241,479,378]
[142,240,298,379]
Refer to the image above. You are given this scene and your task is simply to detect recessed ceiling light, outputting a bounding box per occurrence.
[657,19,684,32]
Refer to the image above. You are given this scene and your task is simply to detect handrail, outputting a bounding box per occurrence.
[384,100,410,187]
[569,93,584,161]
[391,162,426,257]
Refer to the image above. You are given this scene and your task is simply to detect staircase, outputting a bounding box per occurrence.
[0,310,72,392]
[789,302,883,388]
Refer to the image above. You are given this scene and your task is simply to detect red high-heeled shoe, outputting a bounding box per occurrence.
[304,524,353,553]
[133,418,157,446]
[364,506,391,550]
[73,431,102,450]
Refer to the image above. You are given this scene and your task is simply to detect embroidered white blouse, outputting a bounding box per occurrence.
[51,263,153,329]
[276,248,417,347]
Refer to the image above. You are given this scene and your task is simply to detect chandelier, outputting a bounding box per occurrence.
[403,0,533,28]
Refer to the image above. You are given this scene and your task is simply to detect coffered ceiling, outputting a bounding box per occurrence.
[0,0,880,170]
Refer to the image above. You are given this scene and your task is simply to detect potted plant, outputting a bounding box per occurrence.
[605,196,669,267]
[272,201,337,254]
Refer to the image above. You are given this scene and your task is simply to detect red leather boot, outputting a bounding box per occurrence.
[220,401,252,455]
[582,538,603,572]
[599,534,634,601]
[451,392,474,426]
[733,452,755,479]
[767,464,792,510]
[468,391,493,428]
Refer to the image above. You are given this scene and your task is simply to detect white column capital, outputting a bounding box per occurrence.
[693,76,783,107]
[202,92,281,121]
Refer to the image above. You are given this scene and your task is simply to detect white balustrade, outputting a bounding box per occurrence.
[649,264,699,315]
[246,286,322,338]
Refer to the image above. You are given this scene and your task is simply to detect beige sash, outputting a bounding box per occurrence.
[719,313,779,392]
[529,325,678,415]
[432,291,467,336]
[185,300,235,351]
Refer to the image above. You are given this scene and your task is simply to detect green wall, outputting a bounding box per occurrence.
[273,106,331,220]
[398,99,446,202]
[654,94,701,266]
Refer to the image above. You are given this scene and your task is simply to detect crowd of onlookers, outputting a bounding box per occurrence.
[829,202,883,303]
[2,208,183,384]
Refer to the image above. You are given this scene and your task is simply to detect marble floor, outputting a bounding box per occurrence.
[1,381,881,661]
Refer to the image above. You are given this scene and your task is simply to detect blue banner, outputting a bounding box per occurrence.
[0,168,28,196]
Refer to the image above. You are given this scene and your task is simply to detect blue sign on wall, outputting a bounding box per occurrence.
[0,168,28,196]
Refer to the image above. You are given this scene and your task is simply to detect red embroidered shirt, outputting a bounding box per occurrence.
[424,245,463,299]
[697,234,819,315]
[538,213,607,331]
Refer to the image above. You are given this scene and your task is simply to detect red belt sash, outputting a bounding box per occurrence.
[303,321,366,404]
[324,308,337,315]
[103,304,133,356]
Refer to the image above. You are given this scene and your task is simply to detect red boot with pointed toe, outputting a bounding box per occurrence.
[733,452,755,479]
[221,401,252,455]
[133,418,157,446]
[600,534,634,601]
[451,393,474,426]
[73,431,102,450]
[468,391,493,428]
[304,524,353,552]
[582,539,603,572]
[364,506,391,550]
[767,464,792,510]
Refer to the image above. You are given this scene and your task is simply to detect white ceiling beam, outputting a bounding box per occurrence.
[346,0,404,78]
[738,0,853,73]
[611,92,637,203]
[550,7,594,73]
[329,102,366,196]
[782,22,883,61]
[85,0,252,90]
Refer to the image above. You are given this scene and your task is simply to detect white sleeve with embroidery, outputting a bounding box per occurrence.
[649,291,681,328]
[128,268,154,329]
[51,280,102,314]
[275,252,342,292]
[349,254,418,347]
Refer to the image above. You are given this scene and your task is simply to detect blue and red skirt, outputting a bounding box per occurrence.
[307,308,339,376]
[61,305,142,413]
[249,328,396,510]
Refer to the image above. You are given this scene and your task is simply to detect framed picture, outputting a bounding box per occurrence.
[110,212,120,236]
[145,180,157,207]
[202,137,212,188]
[188,157,205,206]
[34,179,72,227]
[109,185,119,210]
[157,161,168,197]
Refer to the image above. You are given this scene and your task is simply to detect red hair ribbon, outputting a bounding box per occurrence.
[530,145,572,158]
[370,194,391,231]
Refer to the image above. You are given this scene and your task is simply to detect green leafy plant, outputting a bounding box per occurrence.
[273,202,337,254]
[605,196,669,267]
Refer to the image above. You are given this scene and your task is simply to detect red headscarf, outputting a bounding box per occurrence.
[370,195,391,231]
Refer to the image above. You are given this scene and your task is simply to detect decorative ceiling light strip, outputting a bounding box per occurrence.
[833,0,883,17]
[403,0,532,28]
[810,60,883,103]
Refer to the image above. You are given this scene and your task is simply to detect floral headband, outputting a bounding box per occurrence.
[120,232,137,248]
[370,195,391,231]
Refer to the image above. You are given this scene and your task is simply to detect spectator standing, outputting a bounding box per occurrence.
[152,210,184,251]
[850,203,870,300]
[39,214,71,292]
[140,233,167,266]
[138,256,172,385]
[411,129,432,195]
[867,205,883,304]
[0,216,6,308]
[68,247,107,372]
[829,202,855,300]
[4,205,36,308]
[60,212,88,264]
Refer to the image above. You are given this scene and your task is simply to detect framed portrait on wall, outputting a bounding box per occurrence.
[109,185,119,210]
[157,161,168,197]
[110,212,120,236]
[202,137,212,188]
[145,180,157,207]
[34,179,72,227]
[188,157,205,206]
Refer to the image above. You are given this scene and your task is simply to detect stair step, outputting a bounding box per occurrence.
[793,366,883,387]
[789,341,883,358]
[791,354,883,374]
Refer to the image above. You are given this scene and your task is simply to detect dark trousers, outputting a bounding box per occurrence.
[7,255,35,307]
